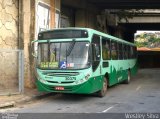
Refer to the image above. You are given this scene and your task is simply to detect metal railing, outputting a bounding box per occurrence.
[0,49,24,95]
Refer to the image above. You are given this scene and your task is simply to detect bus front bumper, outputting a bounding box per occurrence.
[36,79,98,94]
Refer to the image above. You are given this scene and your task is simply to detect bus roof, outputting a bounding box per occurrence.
[39,27,135,46]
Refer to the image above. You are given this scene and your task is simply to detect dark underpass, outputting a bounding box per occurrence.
[138,51,160,68]
[119,23,160,68]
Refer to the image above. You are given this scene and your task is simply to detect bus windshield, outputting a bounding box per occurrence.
[37,41,91,70]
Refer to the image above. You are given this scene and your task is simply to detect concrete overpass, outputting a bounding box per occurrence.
[61,0,160,68]
[61,1,160,40]
[86,0,160,9]
[62,0,160,9]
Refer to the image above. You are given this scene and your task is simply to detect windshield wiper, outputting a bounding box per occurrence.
[66,39,76,56]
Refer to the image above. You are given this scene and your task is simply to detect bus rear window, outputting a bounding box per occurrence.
[38,30,88,40]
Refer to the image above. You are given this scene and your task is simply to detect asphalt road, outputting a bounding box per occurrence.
[1,69,160,115]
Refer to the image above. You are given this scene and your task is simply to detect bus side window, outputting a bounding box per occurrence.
[130,46,134,58]
[102,38,110,60]
[124,44,128,59]
[111,41,118,60]
[126,45,129,59]
[92,34,101,71]
[133,46,137,58]
[118,43,123,60]
[128,46,132,59]
[127,45,130,59]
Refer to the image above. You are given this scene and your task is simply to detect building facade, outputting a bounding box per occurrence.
[0,0,60,90]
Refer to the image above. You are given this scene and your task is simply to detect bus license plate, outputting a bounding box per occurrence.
[55,87,64,90]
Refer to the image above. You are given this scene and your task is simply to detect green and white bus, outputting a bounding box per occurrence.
[31,28,138,97]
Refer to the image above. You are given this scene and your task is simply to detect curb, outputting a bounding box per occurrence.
[0,101,15,109]
[16,93,53,104]
[0,93,53,109]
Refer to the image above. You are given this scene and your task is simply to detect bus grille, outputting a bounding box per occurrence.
[46,80,75,84]
[42,72,79,77]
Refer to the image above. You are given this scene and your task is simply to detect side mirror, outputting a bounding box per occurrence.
[97,55,100,58]
[31,41,37,58]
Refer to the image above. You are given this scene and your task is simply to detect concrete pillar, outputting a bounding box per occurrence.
[22,0,59,88]
[50,0,55,28]
[75,8,99,29]
[75,10,87,27]
[23,0,35,88]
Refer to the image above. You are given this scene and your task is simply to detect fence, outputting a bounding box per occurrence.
[0,49,24,95]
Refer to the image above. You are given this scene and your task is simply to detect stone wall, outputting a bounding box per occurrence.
[0,51,19,94]
[0,0,59,92]
[0,0,19,94]
[0,0,18,49]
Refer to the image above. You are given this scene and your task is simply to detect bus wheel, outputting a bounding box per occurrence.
[97,77,108,97]
[124,70,131,84]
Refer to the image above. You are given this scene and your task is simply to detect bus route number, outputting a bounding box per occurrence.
[66,77,76,81]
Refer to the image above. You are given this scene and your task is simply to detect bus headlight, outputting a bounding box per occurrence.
[75,73,91,85]
[75,79,85,85]
[38,78,47,84]
[85,73,90,80]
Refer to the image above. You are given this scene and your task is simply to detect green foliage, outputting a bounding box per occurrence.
[135,32,160,48]
[135,41,147,47]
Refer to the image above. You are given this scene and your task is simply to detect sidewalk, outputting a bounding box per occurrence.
[0,88,51,109]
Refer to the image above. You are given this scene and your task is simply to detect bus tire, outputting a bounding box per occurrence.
[97,77,108,97]
[124,70,131,84]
